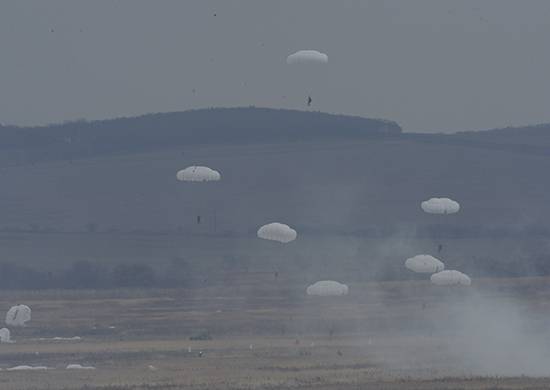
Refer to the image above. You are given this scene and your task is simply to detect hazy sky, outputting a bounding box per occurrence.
[1,0,550,133]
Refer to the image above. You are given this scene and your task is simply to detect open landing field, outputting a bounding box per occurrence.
[1,276,550,389]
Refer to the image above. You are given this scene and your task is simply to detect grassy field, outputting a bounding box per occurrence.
[1,276,550,389]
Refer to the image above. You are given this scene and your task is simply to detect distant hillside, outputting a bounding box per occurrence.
[444,123,550,155]
[0,107,401,166]
[2,107,550,287]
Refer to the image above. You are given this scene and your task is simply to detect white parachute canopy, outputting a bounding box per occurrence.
[176,166,221,182]
[5,305,31,327]
[286,50,328,65]
[306,281,349,297]
[431,270,471,286]
[405,255,445,273]
[0,328,13,343]
[421,197,460,214]
[257,222,297,243]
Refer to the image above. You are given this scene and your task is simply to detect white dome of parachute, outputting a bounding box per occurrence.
[5,305,31,327]
[286,50,328,65]
[306,281,349,297]
[176,166,221,182]
[257,222,297,243]
[421,197,460,214]
[431,270,471,286]
[405,255,445,274]
[0,328,13,343]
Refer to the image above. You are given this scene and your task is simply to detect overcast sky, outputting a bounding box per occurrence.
[1,0,550,132]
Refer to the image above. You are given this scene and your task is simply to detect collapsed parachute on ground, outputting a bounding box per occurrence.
[176,166,221,182]
[431,270,471,286]
[7,365,49,371]
[405,255,445,273]
[5,305,31,327]
[0,328,13,343]
[421,197,460,214]
[286,50,328,65]
[306,281,349,296]
[37,336,82,342]
[257,222,297,243]
[66,364,96,370]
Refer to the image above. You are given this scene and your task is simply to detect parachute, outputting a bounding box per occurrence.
[176,166,221,226]
[286,50,328,65]
[257,222,297,243]
[286,50,328,109]
[37,336,82,341]
[405,255,445,273]
[306,281,349,296]
[7,365,49,371]
[66,364,96,370]
[5,305,31,327]
[0,328,12,343]
[430,270,471,286]
[176,166,221,182]
[421,197,460,214]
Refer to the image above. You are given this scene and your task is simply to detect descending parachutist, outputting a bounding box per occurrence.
[307,96,312,106]
[197,215,201,224]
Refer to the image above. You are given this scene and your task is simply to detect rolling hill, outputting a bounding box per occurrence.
[1,107,550,288]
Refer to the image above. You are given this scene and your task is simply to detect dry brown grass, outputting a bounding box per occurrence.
[1,277,550,389]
